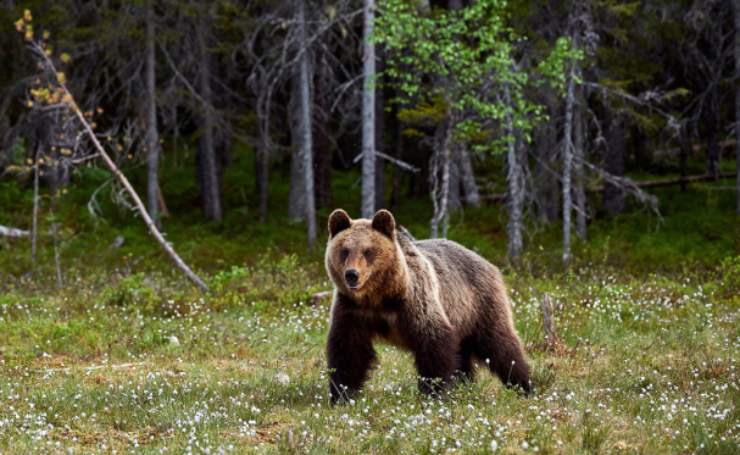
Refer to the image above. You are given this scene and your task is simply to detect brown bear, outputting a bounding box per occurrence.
[325,208,531,403]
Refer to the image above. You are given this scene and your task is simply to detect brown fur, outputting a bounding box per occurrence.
[325,209,531,403]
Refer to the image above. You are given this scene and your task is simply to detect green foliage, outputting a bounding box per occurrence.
[375,0,579,153]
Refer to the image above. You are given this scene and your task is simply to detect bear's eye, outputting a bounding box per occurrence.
[363,249,374,259]
[339,248,349,261]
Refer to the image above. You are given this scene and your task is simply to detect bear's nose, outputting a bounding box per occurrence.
[345,269,359,286]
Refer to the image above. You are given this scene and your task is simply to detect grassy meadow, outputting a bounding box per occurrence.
[0,164,738,453]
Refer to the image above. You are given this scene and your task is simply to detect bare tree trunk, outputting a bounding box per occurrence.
[562,55,576,267]
[430,115,452,238]
[145,0,161,228]
[573,85,587,240]
[196,14,222,221]
[458,145,481,207]
[505,88,523,262]
[31,144,40,263]
[51,221,63,290]
[448,145,462,212]
[735,0,740,214]
[256,140,269,223]
[361,0,376,218]
[297,0,317,248]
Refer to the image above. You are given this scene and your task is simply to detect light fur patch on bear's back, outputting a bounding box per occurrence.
[413,239,505,334]
[397,238,453,334]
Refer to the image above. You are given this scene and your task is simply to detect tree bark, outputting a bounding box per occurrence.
[505,87,523,261]
[430,115,452,238]
[573,84,587,240]
[256,140,269,223]
[196,13,222,221]
[603,113,626,217]
[297,0,317,248]
[145,0,161,228]
[361,0,376,218]
[562,54,576,267]
[458,145,481,207]
[31,144,40,262]
[448,146,461,211]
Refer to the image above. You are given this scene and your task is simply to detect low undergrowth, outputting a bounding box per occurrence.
[0,255,737,453]
[0,177,738,453]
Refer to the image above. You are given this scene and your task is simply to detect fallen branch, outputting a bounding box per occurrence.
[0,225,29,238]
[615,172,736,189]
[44,362,145,374]
[28,40,209,292]
[311,290,332,304]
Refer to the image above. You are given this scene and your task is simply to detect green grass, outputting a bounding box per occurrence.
[0,155,738,453]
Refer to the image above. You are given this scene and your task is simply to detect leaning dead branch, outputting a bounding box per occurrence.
[353,150,421,173]
[580,159,661,217]
[27,40,209,293]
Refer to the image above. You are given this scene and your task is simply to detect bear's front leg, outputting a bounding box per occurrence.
[411,323,459,397]
[327,303,376,404]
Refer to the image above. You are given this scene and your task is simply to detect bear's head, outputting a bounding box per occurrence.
[325,208,404,303]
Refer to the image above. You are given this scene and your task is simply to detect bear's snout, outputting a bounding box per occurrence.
[344,269,360,288]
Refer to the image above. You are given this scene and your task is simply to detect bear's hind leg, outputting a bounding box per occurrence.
[457,336,477,382]
[412,324,460,396]
[476,327,531,394]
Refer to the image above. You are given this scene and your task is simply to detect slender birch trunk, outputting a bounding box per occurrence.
[505,87,523,261]
[361,0,376,218]
[31,144,40,263]
[574,84,587,239]
[297,0,317,248]
[458,145,481,207]
[562,50,577,267]
[430,115,452,238]
[256,140,269,223]
[145,0,161,227]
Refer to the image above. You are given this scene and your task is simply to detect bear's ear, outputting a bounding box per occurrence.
[371,209,396,239]
[328,209,352,237]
